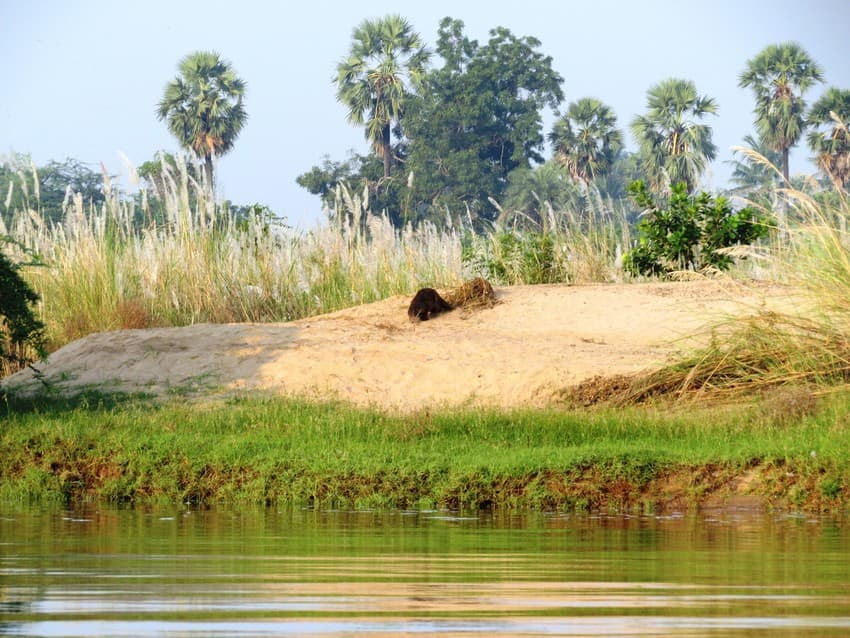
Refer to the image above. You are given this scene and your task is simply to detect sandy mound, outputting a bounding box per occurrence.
[2,281,801,412]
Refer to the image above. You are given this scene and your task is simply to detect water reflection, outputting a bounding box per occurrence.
[1,507,848,636]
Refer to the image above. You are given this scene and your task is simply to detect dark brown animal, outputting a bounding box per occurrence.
[407,288,453,322]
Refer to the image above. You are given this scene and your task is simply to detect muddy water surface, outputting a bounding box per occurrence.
[1,506,849,636]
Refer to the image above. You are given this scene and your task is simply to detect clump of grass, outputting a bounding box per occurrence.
[616,312,850,403]
[463,193,632,285]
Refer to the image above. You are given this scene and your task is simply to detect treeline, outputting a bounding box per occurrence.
[0,153,268,231]
[2,16,847,233]
[298,16,849,227]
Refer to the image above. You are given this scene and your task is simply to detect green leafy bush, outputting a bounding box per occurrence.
[1,246,46,377]
[624,180,767,276]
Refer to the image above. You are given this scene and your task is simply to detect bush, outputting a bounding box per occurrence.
[1,246,46,377]
[623,180,767,276]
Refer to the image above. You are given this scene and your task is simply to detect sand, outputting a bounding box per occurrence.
[2,280,801,412]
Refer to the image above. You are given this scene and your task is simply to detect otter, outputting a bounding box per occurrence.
[407,288,453,322]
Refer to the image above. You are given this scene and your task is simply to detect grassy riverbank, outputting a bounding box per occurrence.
[2,390,848,512]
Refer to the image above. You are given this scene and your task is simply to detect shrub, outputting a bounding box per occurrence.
[623,180,767,276]
[463,230,560,285]
[1,245,46,377]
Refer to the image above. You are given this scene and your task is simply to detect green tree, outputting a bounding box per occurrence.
[550,97,623,185]
[403,17,564,224]
[335,15,429,179]
[156,51,248,188]
[0,245,45,377]
[630,79,718,193]
[807,87,850,189]
[739,42,824,184]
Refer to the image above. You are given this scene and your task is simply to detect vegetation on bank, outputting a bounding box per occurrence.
[0,20,848,514]
[1,390,848,512]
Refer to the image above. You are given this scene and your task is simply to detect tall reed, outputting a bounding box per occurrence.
[4,159,640,353]
[6,165,463,349]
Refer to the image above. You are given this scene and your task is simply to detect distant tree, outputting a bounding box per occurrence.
[739,42,824,184]
[502,161,579,227]
[631,79,718,193]
[593,149,644,205]
[157,51,247,188]
[335,15,429,179]
[403,17,564,223]
[549,97,623,185]
[726,133,784,207]
[807,87,850,189]
[295,152,406,223]
[296,155,365,209]
[0,155,105,225]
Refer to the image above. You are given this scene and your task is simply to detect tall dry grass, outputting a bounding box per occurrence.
[3,163,465,350]
[3,159,637,353]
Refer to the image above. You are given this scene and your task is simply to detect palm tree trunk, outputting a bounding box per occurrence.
[779,145,790,241]
[781,146,790,185]
[204,154,215,190]
[382,124,392,178]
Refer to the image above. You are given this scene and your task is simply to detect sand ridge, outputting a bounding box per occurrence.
[2,280,799,412]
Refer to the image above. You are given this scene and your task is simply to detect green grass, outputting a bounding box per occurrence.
[2,391,848,511]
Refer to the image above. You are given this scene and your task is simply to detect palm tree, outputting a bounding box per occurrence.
[630,78,718,193]
[727,133,783,197]
[156,51,247,188]
[807,87,850,189]
[739,42,824,185]
[335,15,429,179]
[549,97,623,185]
[502,161,580,227]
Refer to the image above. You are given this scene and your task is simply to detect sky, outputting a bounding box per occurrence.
[3,0,849,229]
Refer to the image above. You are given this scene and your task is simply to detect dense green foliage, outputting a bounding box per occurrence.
[402,18,564,224]
[623,181,767,276]
[0,246,45,375]
[807,87,850,189]
[1,392,847,510]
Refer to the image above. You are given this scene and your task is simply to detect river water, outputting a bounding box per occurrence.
[1,506,848,637]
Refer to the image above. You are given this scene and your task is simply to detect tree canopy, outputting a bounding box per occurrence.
[335,15,429,179]
[739,42,824,184]
[631,78,718,193]
[550,97,623,185]
[157,51,248,188]
[807,87,850,189]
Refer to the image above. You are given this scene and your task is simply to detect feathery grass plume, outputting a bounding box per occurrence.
[4,159,468,352]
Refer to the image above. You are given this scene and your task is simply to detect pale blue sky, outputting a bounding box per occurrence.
[3,0,849,227]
